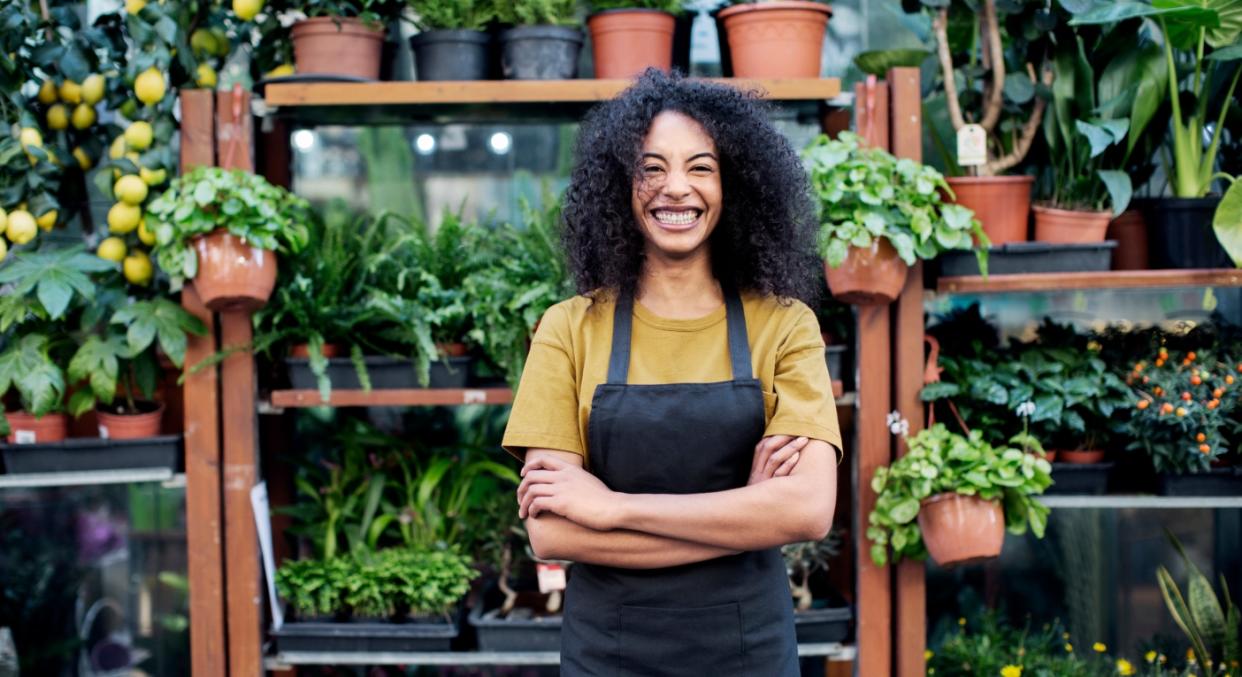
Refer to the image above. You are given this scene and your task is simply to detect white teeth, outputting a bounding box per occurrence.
[654,210,698,225]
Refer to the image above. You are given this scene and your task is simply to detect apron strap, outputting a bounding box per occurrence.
[606,285,754,385]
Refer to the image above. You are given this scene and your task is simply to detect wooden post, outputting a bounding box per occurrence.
[179,89,227,677]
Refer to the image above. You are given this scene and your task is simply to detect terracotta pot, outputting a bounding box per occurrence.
[5,411,68,444]
[1032,205,1111,243]
[1107,209,1149,270]
[823,238,909,305]
[291,17,386,80]
[587,9,676,79]
[191,230,279,312]
[290,343,343,359]
[1033,449,1057,463]
[917,493,1005,567]
[436,342,469,358]
[97,401,165,440]
[718,1,832,78]
[946,175,1034,245]
[1056,449,1106,464]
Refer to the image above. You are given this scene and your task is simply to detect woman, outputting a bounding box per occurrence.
[503,70,841,676]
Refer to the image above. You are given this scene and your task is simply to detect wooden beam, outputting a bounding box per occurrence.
[938,268,1242,294]
[180,89,216,170]
[853,79,889,151]
[217,87,254,171]
[269,387,515,408]
[855,304,892,677]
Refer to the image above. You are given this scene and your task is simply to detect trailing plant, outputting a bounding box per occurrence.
[496,0,579,26]
[804,132,988,272]
[408,0,496,30]
[586,0,683,13]
[867,423,1051,567]
[782,528,843,612]
[1157,530,1241,675]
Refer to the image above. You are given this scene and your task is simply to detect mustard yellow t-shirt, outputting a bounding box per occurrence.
[502,291,842,463]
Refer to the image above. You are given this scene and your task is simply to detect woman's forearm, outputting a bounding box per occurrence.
[526,514,739,569]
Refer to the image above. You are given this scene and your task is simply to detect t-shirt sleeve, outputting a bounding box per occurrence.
[764,304,844,459]
[501,303,584,461]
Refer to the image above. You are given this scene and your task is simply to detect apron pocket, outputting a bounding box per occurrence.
[618,602,744,676]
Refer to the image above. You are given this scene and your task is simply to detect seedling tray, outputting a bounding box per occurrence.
[272,618,460,653]
[793,605,853,644]
[0,435,181,474]
[1158,468,1242,496]
[937,241,1117,277]
[1045,463,1114,495]
[285,355,473,390]
[468,598,562,652]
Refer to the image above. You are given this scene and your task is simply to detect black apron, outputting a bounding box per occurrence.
[560,287,799,677]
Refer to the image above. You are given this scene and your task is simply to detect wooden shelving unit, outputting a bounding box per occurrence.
[936,268,1242,295]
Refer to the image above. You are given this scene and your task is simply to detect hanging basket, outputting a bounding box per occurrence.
[191,229,279,312]
[917,493,1005,567]
[824,237,909,305]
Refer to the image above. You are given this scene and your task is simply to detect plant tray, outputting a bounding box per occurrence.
[285,355,473,391]
[937,241,1117,277]
[1157,468,1242,497]
[793,605,853,644]
[271,619,460,653]
[468,598,562,652]
[0,435,182,474]
[1045,462,1114,496]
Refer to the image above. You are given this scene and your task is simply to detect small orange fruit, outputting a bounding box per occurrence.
[1199,444,1211,454]
[1161,403,1175,414]
[1207,400,1219,410]
[1187,352,1197,361]
[1196,433,1206,442]
[1214,388,1225,398]
[1191,375,1202,385]
[1143,376,1151,384]
[1176,407,1188,417]
[1135,363,1145,373]
[1227,375,1236,385]
[1182,392,1193,401]
[1154,386,1164,396]
[1137,400,1151,410]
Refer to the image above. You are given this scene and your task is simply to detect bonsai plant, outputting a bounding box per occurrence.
[868,421,1052,568]
[408,0,496,81]
[145,166,309,312]
[585,0,682,79]
[496,0,584,80]
[252,1,405,80]
[804,131,987,305]
[782,528,852,643]
[716,0,832,78]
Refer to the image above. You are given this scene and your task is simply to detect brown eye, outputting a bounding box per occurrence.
[644,165,663,174]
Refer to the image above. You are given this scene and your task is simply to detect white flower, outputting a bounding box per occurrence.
[887,410,902,426]
[887,411,910,436]
[1016,400,1036,418]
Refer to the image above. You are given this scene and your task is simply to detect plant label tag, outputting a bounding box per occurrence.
[537,563,566,593]
[98,425,110,440]
[957,124,987,167]
[13,430,35,445]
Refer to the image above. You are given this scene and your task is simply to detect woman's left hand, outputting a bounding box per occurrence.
[518,455,620,530]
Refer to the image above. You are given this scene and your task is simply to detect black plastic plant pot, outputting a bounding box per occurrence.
[936,242,1117,277]
[468,584,563,652]
[410,29,490,81]
[793,605,853,644]
[272,618,459,653]
[285,355,473,390]
[1143,197,1230,269]
[500,26,583,80]
[0,435,182,474]
[1157,468,1242,496]
[1044,462,1115,496]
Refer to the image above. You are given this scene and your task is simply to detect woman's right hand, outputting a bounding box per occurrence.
[747,435,808,485]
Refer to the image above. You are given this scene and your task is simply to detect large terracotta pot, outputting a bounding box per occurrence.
[5,411,68,444]
[291,17,386,80]
[97,401,164,440]
[824,237,909,305]
[1107,209,1149,270]
[191,229,279,312]
[587,9,676,79]
[718,1,831,78]
[1056,449,1105,464]
[946,175,1034,245]
[918,493,1005,567]
[1033,205,1111,243]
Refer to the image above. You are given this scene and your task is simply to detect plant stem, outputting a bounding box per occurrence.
[125,361,137,413]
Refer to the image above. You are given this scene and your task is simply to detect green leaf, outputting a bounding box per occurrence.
[1003,72,1036,104]
[68,336,122,402]
[889,498,921,524]
[920,381,961,401]
[852,49,930,76]
[1213,179,1242,267]
[1099,170,1134,216]
[1207,43,1242,61]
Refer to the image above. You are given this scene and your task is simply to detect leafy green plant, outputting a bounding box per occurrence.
[867,423,1051,567]
[782,529,843,612]
[268,0,406,24]
[0,334,70,420]
[497,0,579,26]
[1214,174,1242,267]
[408,0,496,30]
[145,166,310,291]
[586,0,683,13]
[804,131,988,271]
[1157,530,1241,674]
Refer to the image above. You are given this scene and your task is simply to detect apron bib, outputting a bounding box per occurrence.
[560,287,798,677]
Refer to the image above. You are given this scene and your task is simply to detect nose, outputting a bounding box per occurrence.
[662,168,692,200]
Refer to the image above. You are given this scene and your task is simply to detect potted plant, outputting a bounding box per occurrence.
[868,421,1052,568]
[716,1,832,78]
[496,0,584,80]
[782,529,853,644]
[408,0,496,81]
[585,0,681,79]
[145,166,310,312]
[804,131,987,305]
[254,1,404,80]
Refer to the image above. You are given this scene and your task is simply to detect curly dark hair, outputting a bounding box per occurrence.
[562,69,821,305]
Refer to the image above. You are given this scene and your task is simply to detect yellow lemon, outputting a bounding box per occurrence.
[265,63,295,79]
[137,218,156,245]
[124,121,153,150]
[5,210,37,245]
[114,175,149,205]
[107,202,142,234]
[97,236,127,262]
[81,74,105,105]
[232,0,263,21]
[190,29,218,56]
[37,80,58,104]
[134,68,166,105]
[36,209,57,231]
[126,0,146,14]
[0,237,6,262]
[58,79,82,104]
[139,166,167,186]
[109,135,127,160]
[196,63,217,89]
[18,127,42,149]
[72,146,92,170]
[71,103,96,129]
[123,250,154,285]
[46,104,69,130]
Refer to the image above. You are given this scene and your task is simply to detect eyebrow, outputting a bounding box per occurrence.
[641,151,719,162]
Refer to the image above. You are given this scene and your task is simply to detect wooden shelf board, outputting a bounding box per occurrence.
[269,387,514,408]
[937,268,1242,295]
[1039,495,1242,509]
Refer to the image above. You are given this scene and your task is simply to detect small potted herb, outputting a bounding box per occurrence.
[716,1,832,78]
[146,166,310,312]
[250,1,405,80]
[804,132,987,305]
[496,0,584,80]
[407,0,496,81]
[585,0,682,79]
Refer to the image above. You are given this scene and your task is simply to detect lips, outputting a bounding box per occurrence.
[651,207,703,229]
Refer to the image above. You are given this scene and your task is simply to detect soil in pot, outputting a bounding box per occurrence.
[1143,197,1231,269]
[824,238,909,305]
[411,30,490,81]
[718,1,832,78]
[1107,209,1149,270]
[290,343,343,359]
[4,411,68,444]
[436,342,469,358]
[1033,205,1111,243]
[501,26,583,80]
[97,401,164,440]
[946,175,1033,245]
[292,17,386,80]
[192,230,278,312]
[917,493,1004,567]
[587,9,676,79]
[1055,449,1105,464]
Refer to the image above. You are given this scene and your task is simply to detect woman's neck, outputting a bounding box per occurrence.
[636,250,722,319]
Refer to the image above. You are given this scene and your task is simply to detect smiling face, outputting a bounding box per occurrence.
[631,111,723,263]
